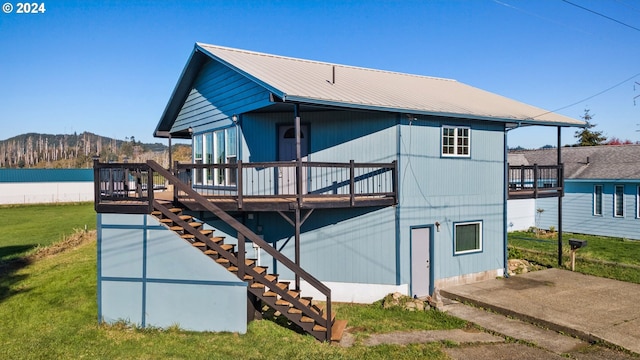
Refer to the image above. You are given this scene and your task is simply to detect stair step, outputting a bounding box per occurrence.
[228,266,238,272]
[151,211,162,216]
[330,319,348,342]
[244,259,255,267]
[199,229,214,236]
[160,219,173,224]
[264,274,277,282]
[263,291,277,297]
[189,222,203,228]
[168,208,183,213]
[275,299,291,307]
[288,308,302,315]
[192,242,206,248]
[250,283,265,289]
[298,298,311,307]
[243,274,253,281]
[287,290,300,298]
[216,258,230,265]
[253,266,266,275]
[178,215,192,221]
[181,234,195,240]
[275,282,288,291]
[169,226,183,232]
[204,249,217,256]
[300,316,315,323]
[211,236,225,244]
[220,244,234,252]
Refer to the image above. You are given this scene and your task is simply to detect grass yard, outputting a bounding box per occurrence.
[509,231,640,283]
[0,204,466,359]
[0,202,96,262]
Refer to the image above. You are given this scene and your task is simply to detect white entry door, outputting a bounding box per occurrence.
[411,227,431,298]
[278,125,308,195]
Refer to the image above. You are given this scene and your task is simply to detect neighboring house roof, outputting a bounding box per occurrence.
[508,145,640,180]
[0,169,94,183]
[155,43,583,137]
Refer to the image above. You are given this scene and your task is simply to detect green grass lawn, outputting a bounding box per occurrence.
[0,202,96,262]
[509,231,640,283]
[0,204,465,359]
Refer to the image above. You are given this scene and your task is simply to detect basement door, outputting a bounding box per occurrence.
[277,125,308,195]
[411,227,431,298]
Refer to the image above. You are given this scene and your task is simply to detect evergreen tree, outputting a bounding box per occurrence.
[575,109,606,146]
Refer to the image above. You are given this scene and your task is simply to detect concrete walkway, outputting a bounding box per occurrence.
[440,268,640,355]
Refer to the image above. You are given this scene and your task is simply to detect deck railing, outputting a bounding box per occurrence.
[174,160,397,207]
[507,164,563,199]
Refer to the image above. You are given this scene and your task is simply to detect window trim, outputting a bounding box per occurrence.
[441,125,470,158]
[192,126,238,188]
[614,185,624,218]
[593,184,603,216]
[453,220,483,255]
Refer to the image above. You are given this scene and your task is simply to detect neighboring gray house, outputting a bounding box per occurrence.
[508,145,640,240]
[94,43,583,340]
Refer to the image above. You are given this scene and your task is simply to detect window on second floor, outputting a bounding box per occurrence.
[593,185,603,216]
[614,185,624,217]
[442,126,470,157]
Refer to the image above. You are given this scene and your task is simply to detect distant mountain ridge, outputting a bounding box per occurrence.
[0,131,187,169]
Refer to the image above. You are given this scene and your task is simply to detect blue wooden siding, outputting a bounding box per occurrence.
[238,110,400,285]
[397,117,506,284]
[171,60,272,135]
[537,180,640,240]
[98,213,247,332]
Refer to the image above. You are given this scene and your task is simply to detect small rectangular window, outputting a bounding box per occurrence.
[442,126,470,157]
[594,185,603,216]
[614,185,624,217]
[454,221,482,255]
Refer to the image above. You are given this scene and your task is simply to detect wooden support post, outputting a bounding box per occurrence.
[237,160,243,209]
[570,249,576,271]
[295,206,301,291]
[557,127,563,267]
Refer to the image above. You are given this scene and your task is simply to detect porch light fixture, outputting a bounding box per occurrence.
[188,126,193,135]
[232,114,238,123]
[435,221,441,232]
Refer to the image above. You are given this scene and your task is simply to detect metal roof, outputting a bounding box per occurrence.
[508,145,640,180]
[196,43,584,127]
[0,169,94,183]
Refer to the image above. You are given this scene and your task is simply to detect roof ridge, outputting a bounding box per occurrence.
[197,42,457,83]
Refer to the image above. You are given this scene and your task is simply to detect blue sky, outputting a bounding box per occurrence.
[1,0,639,148]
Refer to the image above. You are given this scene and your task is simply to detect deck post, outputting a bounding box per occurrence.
[295,206,301,291]
[237,160,243,209]
[557,127,563,266]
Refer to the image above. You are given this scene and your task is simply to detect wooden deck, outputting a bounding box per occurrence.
[178,194,397,212]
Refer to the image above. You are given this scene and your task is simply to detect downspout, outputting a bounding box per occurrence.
[395,113,402,286]
[168,133,172,173]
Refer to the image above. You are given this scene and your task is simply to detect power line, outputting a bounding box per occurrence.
[532,71,640,119]
[561,0,640,33]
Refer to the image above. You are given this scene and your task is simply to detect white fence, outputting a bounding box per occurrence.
[0,182,94,205]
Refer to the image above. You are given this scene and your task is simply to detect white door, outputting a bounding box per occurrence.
[278,125,308,195]
[411,227,431,298]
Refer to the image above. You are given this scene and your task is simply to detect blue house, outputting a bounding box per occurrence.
[509,145,640,240]
[94,43,583,341]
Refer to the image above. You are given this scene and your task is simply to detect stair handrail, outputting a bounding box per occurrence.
[147,160,332,340]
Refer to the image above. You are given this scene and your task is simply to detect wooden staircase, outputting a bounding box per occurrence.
[151,200,347,342]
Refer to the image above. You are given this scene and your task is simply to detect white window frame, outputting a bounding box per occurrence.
[442,126,470,157]
[193,127,238,187]
[614,185,624,218]
[593,185,603,216]
[453,221,482,255]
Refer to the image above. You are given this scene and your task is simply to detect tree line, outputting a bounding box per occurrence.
[0,132,190,169]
